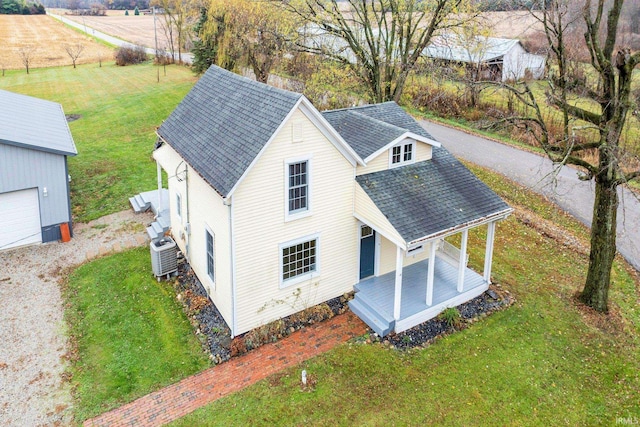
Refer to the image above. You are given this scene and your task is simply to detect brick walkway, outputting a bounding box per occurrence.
[84,311,368,427]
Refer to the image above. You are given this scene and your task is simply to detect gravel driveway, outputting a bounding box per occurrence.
[0,210,152,426]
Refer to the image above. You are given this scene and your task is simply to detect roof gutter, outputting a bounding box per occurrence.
[408,207,513,247]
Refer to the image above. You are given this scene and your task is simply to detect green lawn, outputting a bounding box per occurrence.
[64,246,210,422]
[0,62,197,222]
[170,166,640,426]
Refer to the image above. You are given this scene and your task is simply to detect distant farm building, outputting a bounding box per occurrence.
[423,35,546,82]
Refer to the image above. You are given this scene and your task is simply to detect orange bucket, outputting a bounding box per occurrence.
[60,222,71,243]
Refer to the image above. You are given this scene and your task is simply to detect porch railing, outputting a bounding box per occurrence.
[436,239,468,266]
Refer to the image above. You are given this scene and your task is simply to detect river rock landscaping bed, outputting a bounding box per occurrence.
[365,286,514,350]
[173,257,513,363]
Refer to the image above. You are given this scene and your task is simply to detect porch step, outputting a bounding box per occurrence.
[146,221,165,241]
[349,297,394,337]
[129,194,150,213]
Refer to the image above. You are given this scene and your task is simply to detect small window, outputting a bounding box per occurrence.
[390,141,415,167]
[175,192,182,220]
[281,236,318,285]
[403,143,413,162]
[206,229,214,283]
[392,146,402,164]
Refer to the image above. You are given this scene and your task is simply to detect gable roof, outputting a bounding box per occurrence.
[356,155,511,244]
[322,102,439,160]
[0,89,77,156]
[423,35,522,64]
[157,66,303,197]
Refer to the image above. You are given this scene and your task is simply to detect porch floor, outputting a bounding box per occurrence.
[352,256,488,334]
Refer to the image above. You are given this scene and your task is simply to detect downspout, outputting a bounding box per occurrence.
[184,163,191,260]
[64,156,74,237]
[156,161,163,215]
[224,195,236,338]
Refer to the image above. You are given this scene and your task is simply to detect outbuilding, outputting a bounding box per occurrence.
[0,90,77,250]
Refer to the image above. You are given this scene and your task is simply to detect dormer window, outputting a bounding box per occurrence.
[389,141,415,168]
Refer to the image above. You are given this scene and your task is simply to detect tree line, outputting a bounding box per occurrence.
[1,0,45,14]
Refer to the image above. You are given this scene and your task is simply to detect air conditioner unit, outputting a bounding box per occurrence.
[150,237,178,279]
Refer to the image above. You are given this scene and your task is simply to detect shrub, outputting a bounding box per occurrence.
[124,9,129,15]
[438,307,462,329]
[114,45,148,66]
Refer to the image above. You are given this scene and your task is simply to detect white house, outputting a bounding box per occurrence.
[149,65,512,337]
[423,34,546,81]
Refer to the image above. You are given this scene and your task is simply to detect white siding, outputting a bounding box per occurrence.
[154,144,234,327]
[354,185,404,248]
[503,43,545,81]
[232,108,359,335]
[377,235,433,276]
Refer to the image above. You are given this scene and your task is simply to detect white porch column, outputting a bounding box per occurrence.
[457,229,468,292]
[393,246,403,321]
[156,161,163,213]
[483,221,496,283]
[426,241,437,306]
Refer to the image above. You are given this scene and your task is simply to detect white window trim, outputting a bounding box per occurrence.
[205,224,215,289]
[175,191,182,222]
[388,140,416,169]
[279,233,320,289]
[284,154,313,222]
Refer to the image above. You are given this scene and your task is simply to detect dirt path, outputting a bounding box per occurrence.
[0,210,152,426]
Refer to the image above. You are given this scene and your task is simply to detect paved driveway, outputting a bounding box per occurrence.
[419,119,640,271]
[0,210,151,426]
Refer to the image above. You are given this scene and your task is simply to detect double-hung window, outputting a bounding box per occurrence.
[205,228,214,284]
[280,234,319,287]
[390,141,415,167]
[285,156,311,220]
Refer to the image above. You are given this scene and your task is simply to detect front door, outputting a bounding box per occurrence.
[359,225,375,279]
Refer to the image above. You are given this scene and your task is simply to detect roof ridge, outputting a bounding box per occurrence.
[343,109,410,133]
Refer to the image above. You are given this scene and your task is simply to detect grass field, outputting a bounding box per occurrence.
[169,165,640,426]
[0,15,114,70]
[0,62,197,222]
[64,246,210,422]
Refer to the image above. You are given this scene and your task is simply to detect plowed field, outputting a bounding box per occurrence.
[0,15,114,70]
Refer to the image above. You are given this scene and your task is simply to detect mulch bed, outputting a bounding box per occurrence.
[172,258,514,364]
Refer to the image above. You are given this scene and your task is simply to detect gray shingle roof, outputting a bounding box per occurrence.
[157,66,302,197]
[322,110,409,159]
[0,89,77,156]
[356,157,511,243]
[322,102,436,159]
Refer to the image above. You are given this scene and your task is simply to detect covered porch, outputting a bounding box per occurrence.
[350,256,487,336]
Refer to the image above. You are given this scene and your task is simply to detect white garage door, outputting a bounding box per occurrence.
[0,188,42,250]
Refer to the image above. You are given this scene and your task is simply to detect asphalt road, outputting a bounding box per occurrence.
[419,119,640,272]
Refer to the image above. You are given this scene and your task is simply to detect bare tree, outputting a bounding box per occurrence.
[283,0,475,103]
[17,46,37,74]
[496,0,640,312]
[152,0,197,64]
[64,43,85,68]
